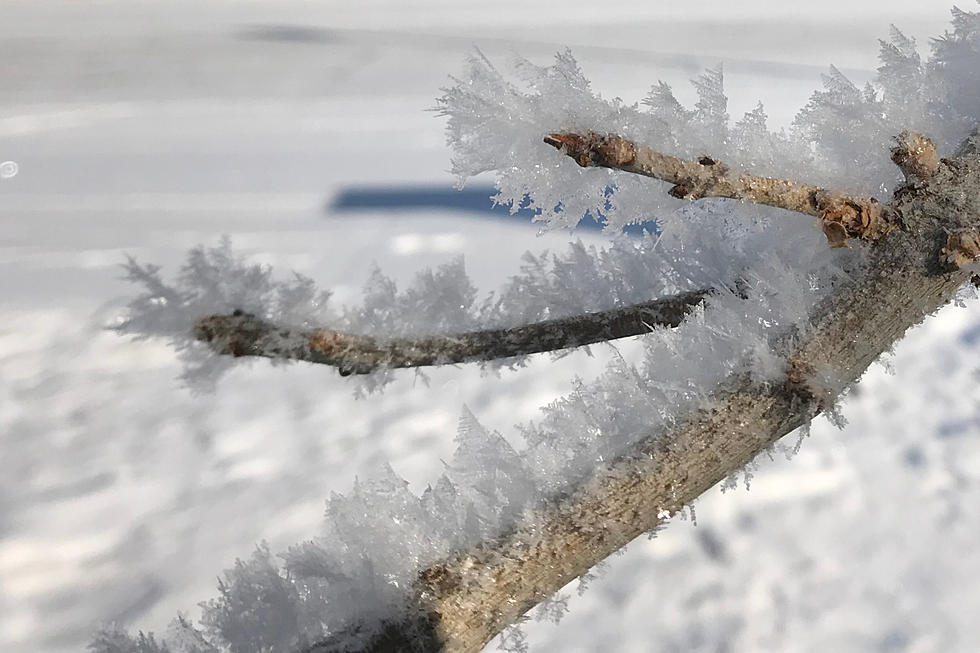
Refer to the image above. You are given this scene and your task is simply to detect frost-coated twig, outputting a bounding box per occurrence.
[544,131,891,247]
[194,289,708,374]
[305,131,980,653]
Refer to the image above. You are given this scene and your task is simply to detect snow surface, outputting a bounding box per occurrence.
[2,2,980,652]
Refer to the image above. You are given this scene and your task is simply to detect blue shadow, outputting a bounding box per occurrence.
[328,184,653,236]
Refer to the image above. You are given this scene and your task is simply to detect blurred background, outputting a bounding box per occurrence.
[1,2,978,652]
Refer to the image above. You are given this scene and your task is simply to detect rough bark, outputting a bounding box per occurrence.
[303,132,980,653]
[544,131,889,248]
[193,290,708,375]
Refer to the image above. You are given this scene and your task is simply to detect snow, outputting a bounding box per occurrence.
[2,2,979,652]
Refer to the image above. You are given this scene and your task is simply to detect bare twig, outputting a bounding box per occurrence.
[544,131,890,248]
[194,289,709,374]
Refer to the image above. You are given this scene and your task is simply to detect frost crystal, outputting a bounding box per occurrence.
[532,594,570,625]
[497,625,529,653]
[114,238,334,389]
[102,7,980,653]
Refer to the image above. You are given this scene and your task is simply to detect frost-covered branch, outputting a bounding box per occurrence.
[99,10,980,653]
[544,130,889,248]
[193,290,708,374]
[305,128,980,653]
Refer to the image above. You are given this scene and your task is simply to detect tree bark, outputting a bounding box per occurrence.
[544,131,891,247]
[304,132,980,652]
[194,290,708,375]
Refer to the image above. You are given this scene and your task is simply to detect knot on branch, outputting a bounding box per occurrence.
[891,131,941,183]
[544,131,636,168]
[813,191,884,248]
[941,228,980,270]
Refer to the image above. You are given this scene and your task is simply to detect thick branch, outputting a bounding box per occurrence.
[193,289,708,374]
[544,131,889,247]
[306,134,980,652]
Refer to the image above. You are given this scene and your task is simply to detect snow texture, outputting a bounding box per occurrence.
[100,6,980,652]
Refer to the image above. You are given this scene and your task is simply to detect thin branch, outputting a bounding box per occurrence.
[544,131,889,247]
[193,289,709,374]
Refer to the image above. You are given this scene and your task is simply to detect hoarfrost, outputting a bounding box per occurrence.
[532,594,570,625]
[496,625,529,653]
[101,6,980,653]
[113,238,334,390]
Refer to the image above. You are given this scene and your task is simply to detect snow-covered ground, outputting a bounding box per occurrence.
[1,1,978,652]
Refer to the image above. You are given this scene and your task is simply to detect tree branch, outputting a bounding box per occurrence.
[193,289,708,374]
[544,131,890,248]
[195,130,949,374]
[305,131,980,652]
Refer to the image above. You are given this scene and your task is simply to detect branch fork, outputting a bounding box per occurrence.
[183,127,980,652]
[323,128,979,653]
